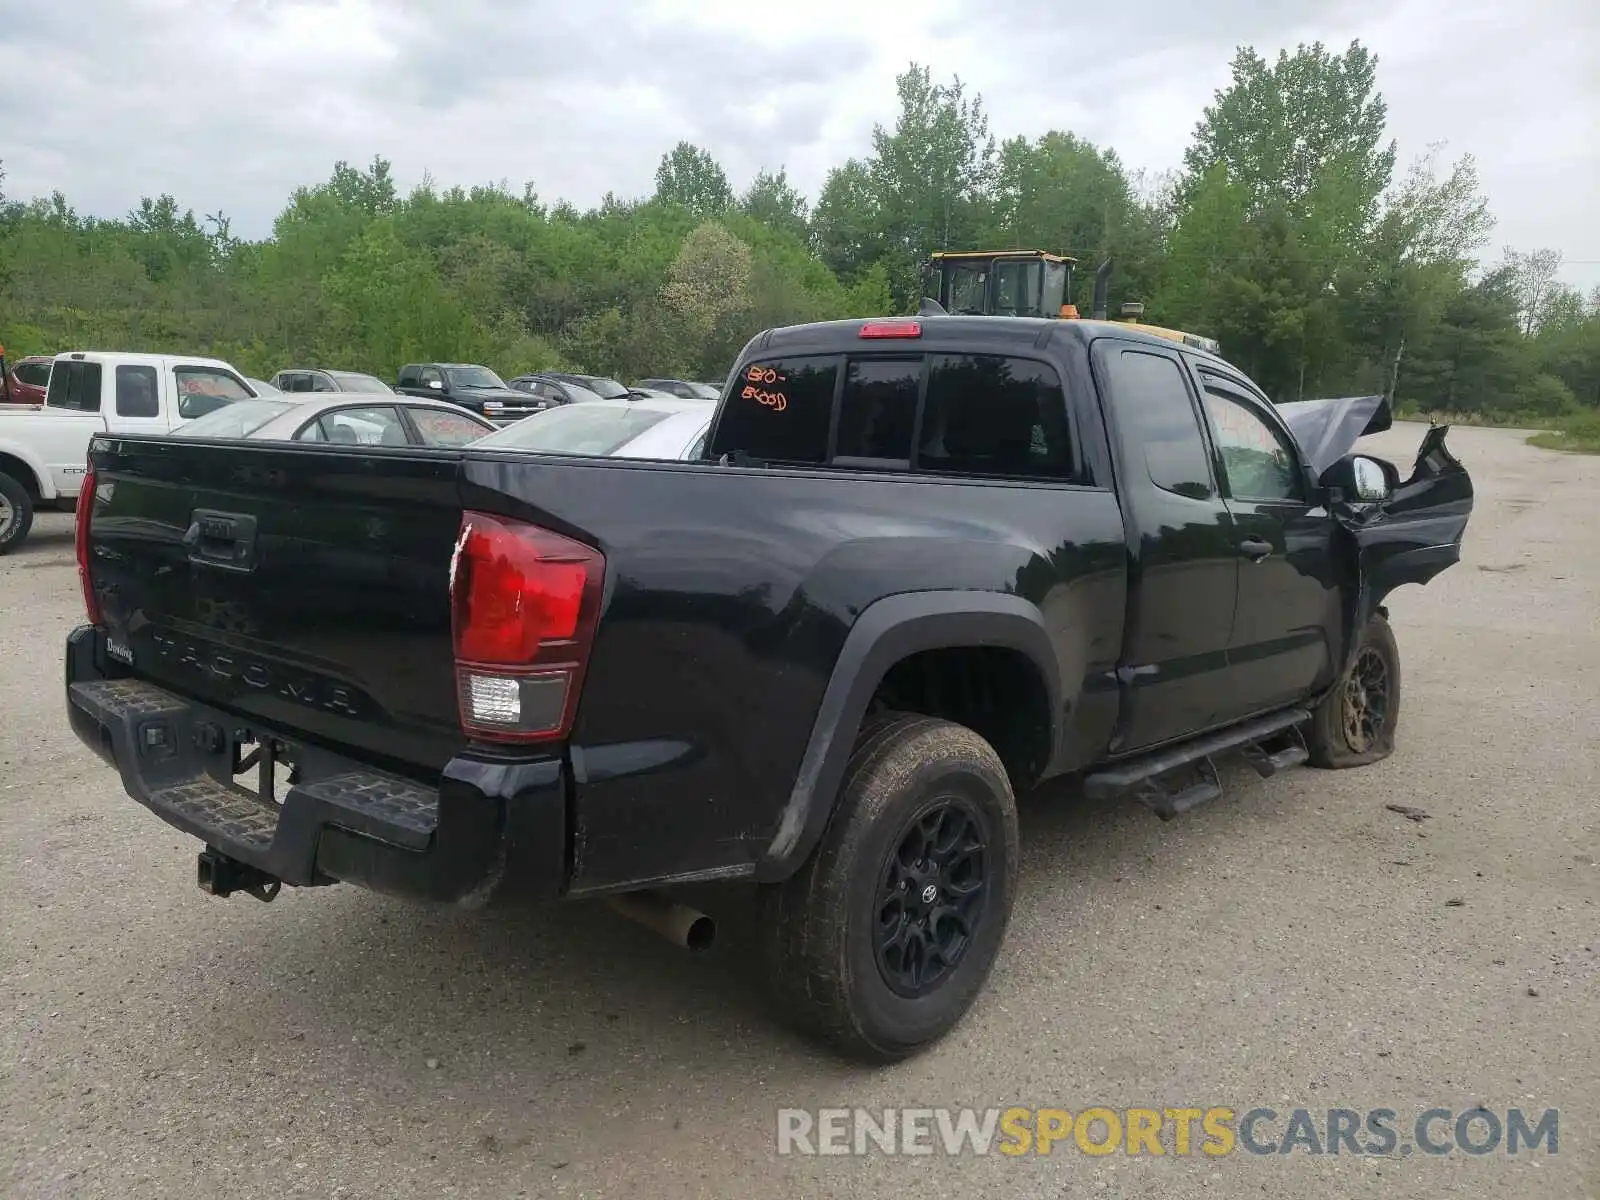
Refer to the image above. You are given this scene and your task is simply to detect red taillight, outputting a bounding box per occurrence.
[449,511,604,744]
[858,320,922,339]
[75,469,101,624]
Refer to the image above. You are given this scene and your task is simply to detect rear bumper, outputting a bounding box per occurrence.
[64,625,567,905]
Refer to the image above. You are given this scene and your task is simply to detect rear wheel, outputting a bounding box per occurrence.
[762,713,1019,1062]
[0,471,34,555]
[1308,613,1401,768]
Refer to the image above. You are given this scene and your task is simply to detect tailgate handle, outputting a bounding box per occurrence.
[184,509,259,572]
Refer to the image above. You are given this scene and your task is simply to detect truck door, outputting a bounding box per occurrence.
[166,364,255,428]
[40,359,108,495]
[106,362,169,439]
[1191,369,1340,715]
[1092,340,1239,751]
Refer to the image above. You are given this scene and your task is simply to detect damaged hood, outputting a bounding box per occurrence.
[1277,394,1393,476]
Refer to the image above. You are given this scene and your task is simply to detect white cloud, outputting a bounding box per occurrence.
[1,0,1596,288]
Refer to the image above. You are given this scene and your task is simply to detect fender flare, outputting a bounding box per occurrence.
[0,437,56,500]
[755,590,1061,881]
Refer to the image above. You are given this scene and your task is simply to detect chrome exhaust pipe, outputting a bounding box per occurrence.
[605,889,716,951]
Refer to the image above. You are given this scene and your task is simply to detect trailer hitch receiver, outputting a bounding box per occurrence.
[197,847,281,902]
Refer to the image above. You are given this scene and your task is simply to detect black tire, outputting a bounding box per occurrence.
[0,471,35,556]
[761,713,1020,1062]
[1307,613,1401,768]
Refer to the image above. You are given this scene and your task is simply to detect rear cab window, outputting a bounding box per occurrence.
[46,360,104,412]
[708,350,1084,483]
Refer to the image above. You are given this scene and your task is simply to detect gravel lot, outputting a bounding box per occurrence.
[2,423,1597,1199]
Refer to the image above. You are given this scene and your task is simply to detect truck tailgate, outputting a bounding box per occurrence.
[84,437,467,775]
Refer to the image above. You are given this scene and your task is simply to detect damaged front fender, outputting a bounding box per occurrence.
[1349,423,1474,608]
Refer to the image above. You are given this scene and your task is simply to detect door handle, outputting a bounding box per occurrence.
[1238,537,1273,562]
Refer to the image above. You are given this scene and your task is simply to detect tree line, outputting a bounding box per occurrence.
[1,40,1596,420]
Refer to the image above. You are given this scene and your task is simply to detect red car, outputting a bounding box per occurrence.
[2,353,52,406]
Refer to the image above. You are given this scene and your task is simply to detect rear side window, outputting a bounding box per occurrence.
[1104,349,1213,500]
[46,360,103,412]
[918,355,1075,479]
[835,359,918,462]
[115,365,159,417]
[709,356,837,463]
[408,406,490,447]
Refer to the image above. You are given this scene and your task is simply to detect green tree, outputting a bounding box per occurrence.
[740,168,808,242]
[1183,40,1395,225]
[653,142,733,217]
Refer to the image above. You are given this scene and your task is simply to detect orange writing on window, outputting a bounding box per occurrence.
[741,384,788,412]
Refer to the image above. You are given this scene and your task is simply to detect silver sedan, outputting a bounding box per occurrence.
[473,397,712,460]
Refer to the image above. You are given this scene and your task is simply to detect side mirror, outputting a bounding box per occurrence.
[427,379,444,392]
[1321,453,1396,505]
[1351,456,1392,502]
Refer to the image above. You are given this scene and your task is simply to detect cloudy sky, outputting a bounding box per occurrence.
[4,0,1598,288]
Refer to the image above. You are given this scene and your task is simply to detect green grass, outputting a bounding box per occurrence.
[1525,411,1600,454]
[1391,404,1600,452]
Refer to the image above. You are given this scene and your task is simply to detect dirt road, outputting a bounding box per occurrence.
[2,423,1596,1198]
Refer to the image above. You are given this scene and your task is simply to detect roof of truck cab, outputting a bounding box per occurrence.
[52,351,240,369]
[752,315,1226,362]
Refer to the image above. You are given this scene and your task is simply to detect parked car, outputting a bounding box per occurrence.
[636,377,722,401]
[540,371,638,401]
[506,374,609,407]
[394,362,542,425]
[2,354,53,407]
[270,368,394,395]
[246,377,284,396]
[478,397,712,459]
[174,394,495,447]
[63,315,1473,1061]
[0,351,264,554]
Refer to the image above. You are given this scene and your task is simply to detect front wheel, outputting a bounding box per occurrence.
[1308,612,1402,768]
[0,471,35,556]
[761,714,1019,1062]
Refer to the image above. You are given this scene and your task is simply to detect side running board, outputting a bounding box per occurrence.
[1084,708,1311,820]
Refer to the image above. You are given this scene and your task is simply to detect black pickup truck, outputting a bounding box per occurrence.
[394,362,544,425]
[65,315,1472,1061]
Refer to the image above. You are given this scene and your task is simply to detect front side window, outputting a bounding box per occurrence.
[919,354,1075,480]
[419,367,445,389]
[1103,349,1213,500]
[708,356,837,464]
[299,405,409,446]
[46,360,103,413]
[310,373,338,393]
[175,366,251,419]
[115,365,159,417]
[1202,390,1304,501]
[16,361,51,387]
